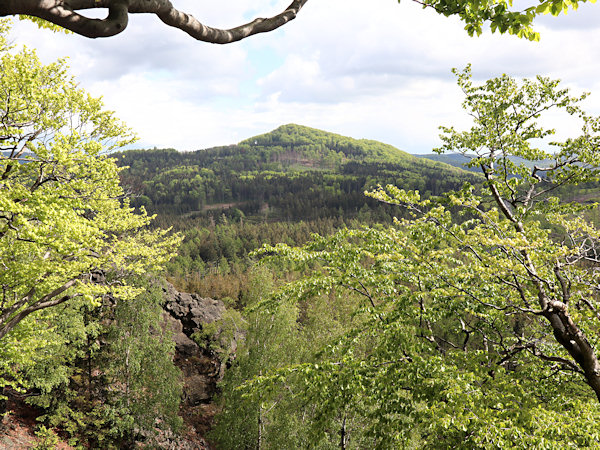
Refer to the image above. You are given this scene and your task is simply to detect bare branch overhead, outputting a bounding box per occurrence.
[0,0,309,42]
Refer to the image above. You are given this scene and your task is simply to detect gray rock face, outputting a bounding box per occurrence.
[162,311,199,358]
[163,282,226,337]
[161,281,231,438]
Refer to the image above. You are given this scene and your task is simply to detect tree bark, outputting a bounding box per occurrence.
[0,0,309,42]
[482,164,600,402]
[339,415,347,450]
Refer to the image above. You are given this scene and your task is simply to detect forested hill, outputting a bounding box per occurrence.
[242,123,417,165]
[115,124,480,223]
[417,152,546,172]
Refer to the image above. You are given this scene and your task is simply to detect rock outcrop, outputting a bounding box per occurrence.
[163,282,226,338]
[161,282,235,439]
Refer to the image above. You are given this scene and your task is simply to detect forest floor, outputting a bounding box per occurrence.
[0,389,213,449]
[0,390,73,449]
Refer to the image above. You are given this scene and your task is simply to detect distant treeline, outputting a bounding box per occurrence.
[114,124,480,222]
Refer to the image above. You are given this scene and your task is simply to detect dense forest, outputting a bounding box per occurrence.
[112,108,600,449]
[5,16,600,449]
[115,124,479,222]
[197,71,600,449]
[114,124,482,286]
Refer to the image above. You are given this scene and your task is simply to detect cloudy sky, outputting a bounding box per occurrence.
[10,0,600,153]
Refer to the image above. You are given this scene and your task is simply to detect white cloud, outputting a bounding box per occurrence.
[9,0,600,153]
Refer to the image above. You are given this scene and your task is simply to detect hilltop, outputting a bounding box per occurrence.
[115,124,480,223]
[241,124,417,166]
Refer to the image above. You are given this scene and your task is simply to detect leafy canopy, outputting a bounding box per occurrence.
[232,69,600,447]
[413,0,597,41]
[0,21,181,391]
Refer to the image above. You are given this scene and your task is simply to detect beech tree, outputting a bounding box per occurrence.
[0,23,180,388]
[0,0,595,42]
[241,70,600,447]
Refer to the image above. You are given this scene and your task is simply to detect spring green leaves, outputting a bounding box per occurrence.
[0,25,180,388]
[411,0,596,41]
[235,70,600,447]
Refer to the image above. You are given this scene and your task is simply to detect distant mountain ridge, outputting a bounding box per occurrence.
[417,153,476,171]
[417,152,553,172]
[242,124,417,166]
[115,124,481,222]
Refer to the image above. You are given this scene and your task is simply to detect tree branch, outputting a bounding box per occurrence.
[0,278,79,340]
[6,0,129,38]
[154,0,308,44]
[2,0,309,42]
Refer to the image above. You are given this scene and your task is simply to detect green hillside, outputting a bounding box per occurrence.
[115,124,480,223]
[242,123,417,165]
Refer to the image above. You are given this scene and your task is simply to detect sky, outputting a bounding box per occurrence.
[9,0,600,154]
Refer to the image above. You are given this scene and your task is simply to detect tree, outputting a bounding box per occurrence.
[24,279,183,447]
[210,280,302,449]
[431,66,600,399]
[243,69,600,447]
[211,264,375,449]
[0,0,594,42]
[0,22,180,388]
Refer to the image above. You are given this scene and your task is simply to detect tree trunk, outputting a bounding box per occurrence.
[339,415,347,450]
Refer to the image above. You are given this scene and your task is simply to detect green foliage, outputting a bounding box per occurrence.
[103,279,183,438]
[0,23,181,394]
[210,275,305,449]
[438,65,600,190]
[241,124,415,164]
[26,279,182,447]
[115,124,478,221]
[413,0,595,41]
[215,71,600,447]
[192,308,245,361]
[33,425,60,450]
[167,218,346,281]
[209,235,382,448]
[119,125,479,303]
[0,23,182,446]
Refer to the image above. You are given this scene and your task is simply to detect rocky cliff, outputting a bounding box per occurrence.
[161,282,237,441]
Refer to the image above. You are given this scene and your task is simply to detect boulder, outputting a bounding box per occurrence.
[162,282,226,336]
